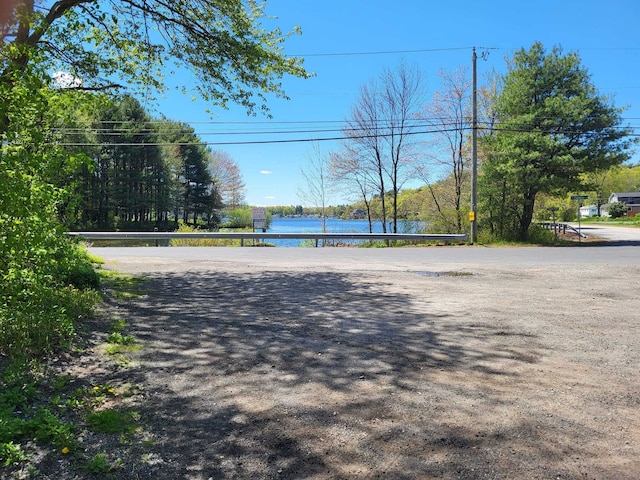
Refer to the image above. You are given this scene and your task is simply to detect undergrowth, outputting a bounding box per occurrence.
[0,258,145,476]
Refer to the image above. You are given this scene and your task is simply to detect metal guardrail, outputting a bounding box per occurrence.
[538,222,587,238]
[68,231,469,246]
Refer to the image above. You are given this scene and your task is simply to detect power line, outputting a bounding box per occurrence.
[286,46,482,58]
[53,122,640,148]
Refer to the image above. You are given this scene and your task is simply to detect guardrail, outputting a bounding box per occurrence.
[68,231,469,246]
[538,222,587,238]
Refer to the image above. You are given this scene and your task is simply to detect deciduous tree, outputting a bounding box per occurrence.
[343,62,425,232]
[208,150,246,208]
[298,144,332,238]
[1,0,309,126]
[418,66,471,233]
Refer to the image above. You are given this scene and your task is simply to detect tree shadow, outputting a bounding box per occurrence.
[99,270,615,479]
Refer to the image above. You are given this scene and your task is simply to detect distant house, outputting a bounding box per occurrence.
[608,192,640,217]
[579,205,598,217]
[350,208,367,219]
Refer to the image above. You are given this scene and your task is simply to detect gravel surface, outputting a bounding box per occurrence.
[18,247,640,479]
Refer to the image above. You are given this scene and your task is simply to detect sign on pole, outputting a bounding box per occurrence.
[252,207,267,231]
[571,195,588,201]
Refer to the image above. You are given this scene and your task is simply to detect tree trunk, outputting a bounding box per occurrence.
[519,191,537,240]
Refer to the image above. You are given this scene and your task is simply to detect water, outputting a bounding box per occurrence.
[265,217,422,247]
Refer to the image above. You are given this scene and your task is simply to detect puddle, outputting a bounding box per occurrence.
[412,271,473,277]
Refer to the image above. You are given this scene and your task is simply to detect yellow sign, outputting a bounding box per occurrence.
[468,211,475,222]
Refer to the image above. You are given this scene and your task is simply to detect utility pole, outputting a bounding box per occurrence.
[470,47,478,244]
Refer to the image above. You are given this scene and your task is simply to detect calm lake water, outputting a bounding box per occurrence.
[266,217,423,247]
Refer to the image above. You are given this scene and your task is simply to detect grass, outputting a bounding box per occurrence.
[0,263,147,475]
[98,269,148,299]
[86,409,139,434]
[104,321,141,364]
[84,452,123,474]
[581,216,640,226]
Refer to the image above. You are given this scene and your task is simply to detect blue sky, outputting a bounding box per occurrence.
[156,0,640,206]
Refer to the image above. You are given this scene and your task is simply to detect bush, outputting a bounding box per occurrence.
[0,229,100,358]
[608,202,628,219]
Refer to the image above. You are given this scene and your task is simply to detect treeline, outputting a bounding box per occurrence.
[300,43,636,241]
[57,94,245,231]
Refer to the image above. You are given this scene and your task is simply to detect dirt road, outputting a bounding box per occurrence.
[77,247,640,479]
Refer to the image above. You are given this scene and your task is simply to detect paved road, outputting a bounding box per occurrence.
[90,243,639,274]
[86,229,640,479]
[88,223,638,273]
[575,223,640,243]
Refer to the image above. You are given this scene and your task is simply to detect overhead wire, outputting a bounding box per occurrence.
[53,121,640,148]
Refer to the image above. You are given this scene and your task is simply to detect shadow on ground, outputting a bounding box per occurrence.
[97,269,629,479]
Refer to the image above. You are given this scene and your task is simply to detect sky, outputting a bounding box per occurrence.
[154,0,640,207]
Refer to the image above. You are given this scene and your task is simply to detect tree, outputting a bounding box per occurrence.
[418,66,471,234]
[0,0,308,357]
[0,66,98,357]
[298,144,332,238]
[208,150,246,208]
[479,42,635,240]
[343,61,425,232]
[329,145,377,232]
[1,1,309,127]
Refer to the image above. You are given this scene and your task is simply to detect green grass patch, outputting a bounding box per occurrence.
[98,270,147,299]
[581,216,640,226]
[86,409,138,434]
[84,452,123,474]
[106,332,136,346]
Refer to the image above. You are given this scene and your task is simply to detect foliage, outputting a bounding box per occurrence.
[84,452,123,474]
[2,0,310,117]
[169,222,243,247]
[0,269,145,474]
[0,68,100,359]
[1,0,310,361]
[299,144,333,234]
[0,441,28,467]
[581,163,640,207]
[106,332,136,346]
[0,367,77,466]
[208,150,247,208]
[608,202,628,219]
[418,66,472,234]
[223,207,254,229]
[87,409,138,434]
[479,42,634,241]
[54,96,224,230]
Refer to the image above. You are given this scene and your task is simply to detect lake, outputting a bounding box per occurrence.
[266,217,423,247]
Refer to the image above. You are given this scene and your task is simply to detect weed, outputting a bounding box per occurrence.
[104,323,140,366]
[86,409,138,434]
[106,332,136,345]
[110,319,127,332]
[84,452,122,474]
[104,343,141,366]
[28,408,77,448]
[52,374,73,391]
[98,270,147,299]
[0,441,28,467]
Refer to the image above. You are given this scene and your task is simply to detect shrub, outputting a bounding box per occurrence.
[608,202,628,219]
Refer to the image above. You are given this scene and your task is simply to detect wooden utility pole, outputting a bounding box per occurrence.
[470,47,478,244]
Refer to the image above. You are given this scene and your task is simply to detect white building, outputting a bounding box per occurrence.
[579,205,598,217]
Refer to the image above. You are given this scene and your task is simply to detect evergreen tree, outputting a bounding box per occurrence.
[480,42,634,240]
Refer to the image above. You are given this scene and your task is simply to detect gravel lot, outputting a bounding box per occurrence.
[28,246,640,479]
